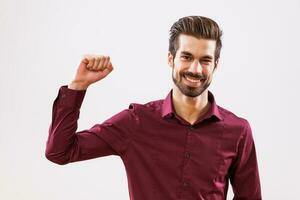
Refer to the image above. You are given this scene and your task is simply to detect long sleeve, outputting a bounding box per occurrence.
[45,85,137,165]
[229,120,262,200]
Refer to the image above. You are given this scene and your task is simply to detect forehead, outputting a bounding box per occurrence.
[177,34,216,58]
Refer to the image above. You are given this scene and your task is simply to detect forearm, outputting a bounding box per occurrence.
[45,86,86,165]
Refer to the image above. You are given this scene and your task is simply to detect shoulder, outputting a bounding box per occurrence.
[103,99,164,127]
[129,98,164,111]
[128,99,164,115]
[217,105,252,138]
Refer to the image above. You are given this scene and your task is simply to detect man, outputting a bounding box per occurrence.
[46,16,262,200]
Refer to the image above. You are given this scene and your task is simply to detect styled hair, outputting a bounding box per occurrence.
[169,16,223,66]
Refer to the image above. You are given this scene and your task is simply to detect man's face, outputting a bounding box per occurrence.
[168,34,218,97]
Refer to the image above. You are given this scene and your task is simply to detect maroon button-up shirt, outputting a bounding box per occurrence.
[46,85,261,200]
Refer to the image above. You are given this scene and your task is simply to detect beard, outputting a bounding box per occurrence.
[172,68,211,97]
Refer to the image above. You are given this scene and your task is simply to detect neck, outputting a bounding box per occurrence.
[172,86,211,125]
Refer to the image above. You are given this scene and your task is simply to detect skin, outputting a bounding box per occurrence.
[69,34,218,126]
[167,34,219,125]
[68,55,113,90]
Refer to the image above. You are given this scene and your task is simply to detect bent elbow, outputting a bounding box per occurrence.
[45,151,69,165]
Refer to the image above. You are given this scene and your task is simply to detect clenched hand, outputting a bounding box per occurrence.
[68,55,114,90]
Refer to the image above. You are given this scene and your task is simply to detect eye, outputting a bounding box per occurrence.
[181,56,192,61]
[201,60,211,64]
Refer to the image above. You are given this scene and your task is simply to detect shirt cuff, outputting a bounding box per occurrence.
[56,85,87,109]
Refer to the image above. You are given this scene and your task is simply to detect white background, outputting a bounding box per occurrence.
[1,0,299,199]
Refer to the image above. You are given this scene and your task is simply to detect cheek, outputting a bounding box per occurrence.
[173,64,183,75]
[204,66,214,75]
[206,71,215,81]
[173,68,181,80]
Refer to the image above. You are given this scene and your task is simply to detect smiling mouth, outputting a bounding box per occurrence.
[183,74,204,83]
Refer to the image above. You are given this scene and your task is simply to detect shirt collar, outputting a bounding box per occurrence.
[161,89,223,121]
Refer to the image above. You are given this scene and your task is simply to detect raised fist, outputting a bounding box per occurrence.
[69,55,114,90]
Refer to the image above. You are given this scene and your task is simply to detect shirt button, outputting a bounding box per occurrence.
[185,152,191,158]
[189,125,195,130]
[183,182,188,187]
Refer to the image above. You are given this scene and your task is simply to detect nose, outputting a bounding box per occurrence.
[189,59,203,74]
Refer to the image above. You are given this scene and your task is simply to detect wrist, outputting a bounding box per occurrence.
[68,81,89,90]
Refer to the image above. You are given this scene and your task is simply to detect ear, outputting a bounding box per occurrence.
[168,52,174,68]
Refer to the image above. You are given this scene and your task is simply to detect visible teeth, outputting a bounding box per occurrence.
[185,76,200,83]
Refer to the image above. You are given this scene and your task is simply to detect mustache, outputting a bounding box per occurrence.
[182,71,206,80]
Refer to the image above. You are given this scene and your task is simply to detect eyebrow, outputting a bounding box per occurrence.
[181,51,213,60]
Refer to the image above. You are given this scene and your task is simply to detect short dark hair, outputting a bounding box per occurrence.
[169,16,223,66]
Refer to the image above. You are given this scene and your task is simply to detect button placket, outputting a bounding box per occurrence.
[188,125,196,134]
[184,125,193,161]
[180,124,194,194]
